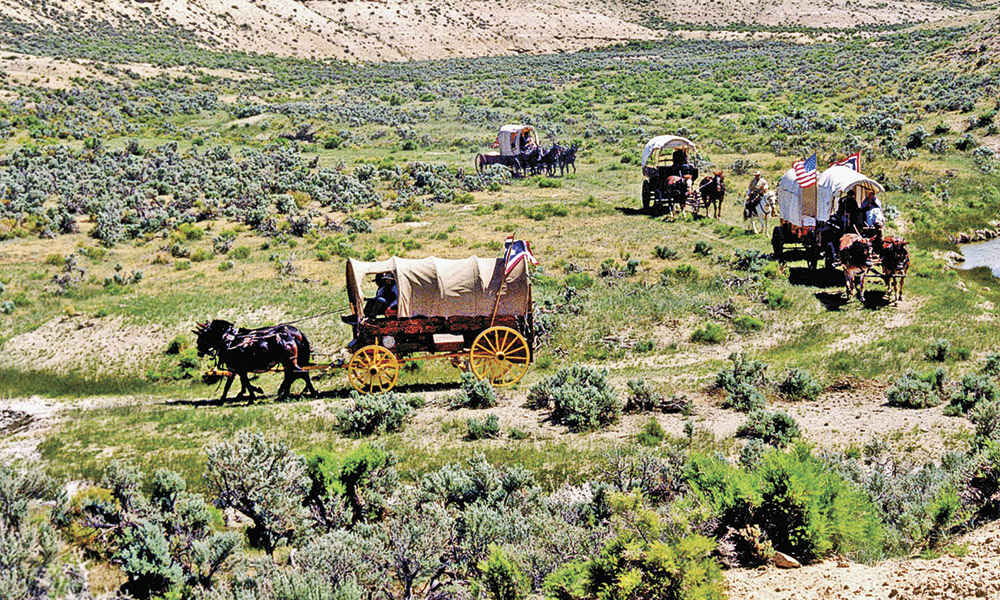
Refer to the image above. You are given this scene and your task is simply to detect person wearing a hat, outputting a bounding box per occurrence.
[747,170,768,197]
[364,272,398,320]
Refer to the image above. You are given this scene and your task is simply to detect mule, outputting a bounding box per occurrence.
[698,172,726,219]
[879,236,910,304]
[838,234,875,303]
[194,320,318,402]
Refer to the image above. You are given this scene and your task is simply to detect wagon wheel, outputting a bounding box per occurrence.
[347,345,400,394]
[475,154,486,174]
[469,327,530,387]
[641,180,651,212]
[770,226,783,261]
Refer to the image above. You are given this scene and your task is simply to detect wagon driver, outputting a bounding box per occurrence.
[364,272,398,320]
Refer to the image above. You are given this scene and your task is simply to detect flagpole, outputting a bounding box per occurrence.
[490,233,515,328]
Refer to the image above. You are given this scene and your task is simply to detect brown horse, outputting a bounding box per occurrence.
[698,171,725,219]
[839,234,876,302]
[879,236,910,304]
[195,320,317,402]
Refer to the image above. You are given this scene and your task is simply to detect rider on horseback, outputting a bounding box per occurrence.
[744,171,769,220]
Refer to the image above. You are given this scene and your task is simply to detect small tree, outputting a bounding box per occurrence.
[479,545,528,600]
[205,430,310,554]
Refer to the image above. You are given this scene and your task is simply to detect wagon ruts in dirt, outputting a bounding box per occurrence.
[340,252,535,393]
[475,124,539,177]
[639,135,704,217]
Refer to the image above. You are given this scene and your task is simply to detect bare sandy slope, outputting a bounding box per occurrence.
[0,0,973,62]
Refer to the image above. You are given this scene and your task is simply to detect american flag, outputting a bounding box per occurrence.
[793,153,818,188]
[832,151,861,172]
[503,237,539,275]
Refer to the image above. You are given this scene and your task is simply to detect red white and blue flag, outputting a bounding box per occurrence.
[793,153,818,189]
[503,237,539,275]
[832,151,861,172]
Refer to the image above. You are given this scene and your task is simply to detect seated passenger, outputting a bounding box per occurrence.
[860,191,884,229]
[363,273,398,320]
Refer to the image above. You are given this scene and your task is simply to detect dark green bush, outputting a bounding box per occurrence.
[691,322,726,344]
[693,241,713,256]
[778,368,822,401]
[732,248,768,272]
[736,410,800,446]
[733,315,764,332]
[336,391,414,436]
[636,418,667,447]
[765,288,792,309]
[687,448,882,565]
[304,443,397,526]
[964,441,1000,520]
[983,352,1000,378]
[479,544,528,600]
[528,365,621,432]
[925,338,951,362]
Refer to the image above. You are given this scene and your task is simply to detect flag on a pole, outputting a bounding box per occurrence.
[503,237,539,275]
[793,153,818,189]
[832,151,861,172]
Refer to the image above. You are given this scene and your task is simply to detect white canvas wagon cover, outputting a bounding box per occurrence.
[816,165,885,223]
[498,124,537,156]
[641,135,696,168]
[346,256,530,319]
[779,165,886,226]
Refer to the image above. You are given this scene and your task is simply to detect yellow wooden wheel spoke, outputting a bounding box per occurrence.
[348,345,399,394]
[469,327,530,388]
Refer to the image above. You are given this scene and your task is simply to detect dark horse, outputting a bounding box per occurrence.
[698,171,726,219]
[538,144,561,176]
[557,144,577,176]
[879,236,910,304]
[520,146,542,176]
[194,320,317,402]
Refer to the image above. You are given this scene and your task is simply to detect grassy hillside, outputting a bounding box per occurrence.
[2,20,1000,599]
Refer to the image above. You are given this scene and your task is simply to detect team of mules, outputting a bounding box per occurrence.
[194,319,317,402]
[837,234,910,304]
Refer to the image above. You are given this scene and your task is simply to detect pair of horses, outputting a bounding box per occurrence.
[839,235,910,303]
[653,172,726,218]
[194,320,317,402]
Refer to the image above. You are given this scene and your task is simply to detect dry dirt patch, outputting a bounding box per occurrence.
[0,315,169,377]
[727,519,1000,600]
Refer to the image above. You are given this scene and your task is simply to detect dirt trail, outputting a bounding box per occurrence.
[727,519,1000,599]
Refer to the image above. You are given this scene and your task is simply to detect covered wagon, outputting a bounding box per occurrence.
[640,135,700,214]
[342,255,534,393]
[772,165,886,269]
[475,124,540,176]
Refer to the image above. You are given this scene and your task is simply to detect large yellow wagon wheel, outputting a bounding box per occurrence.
[469,327,530,387]
[348,345,400,394]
